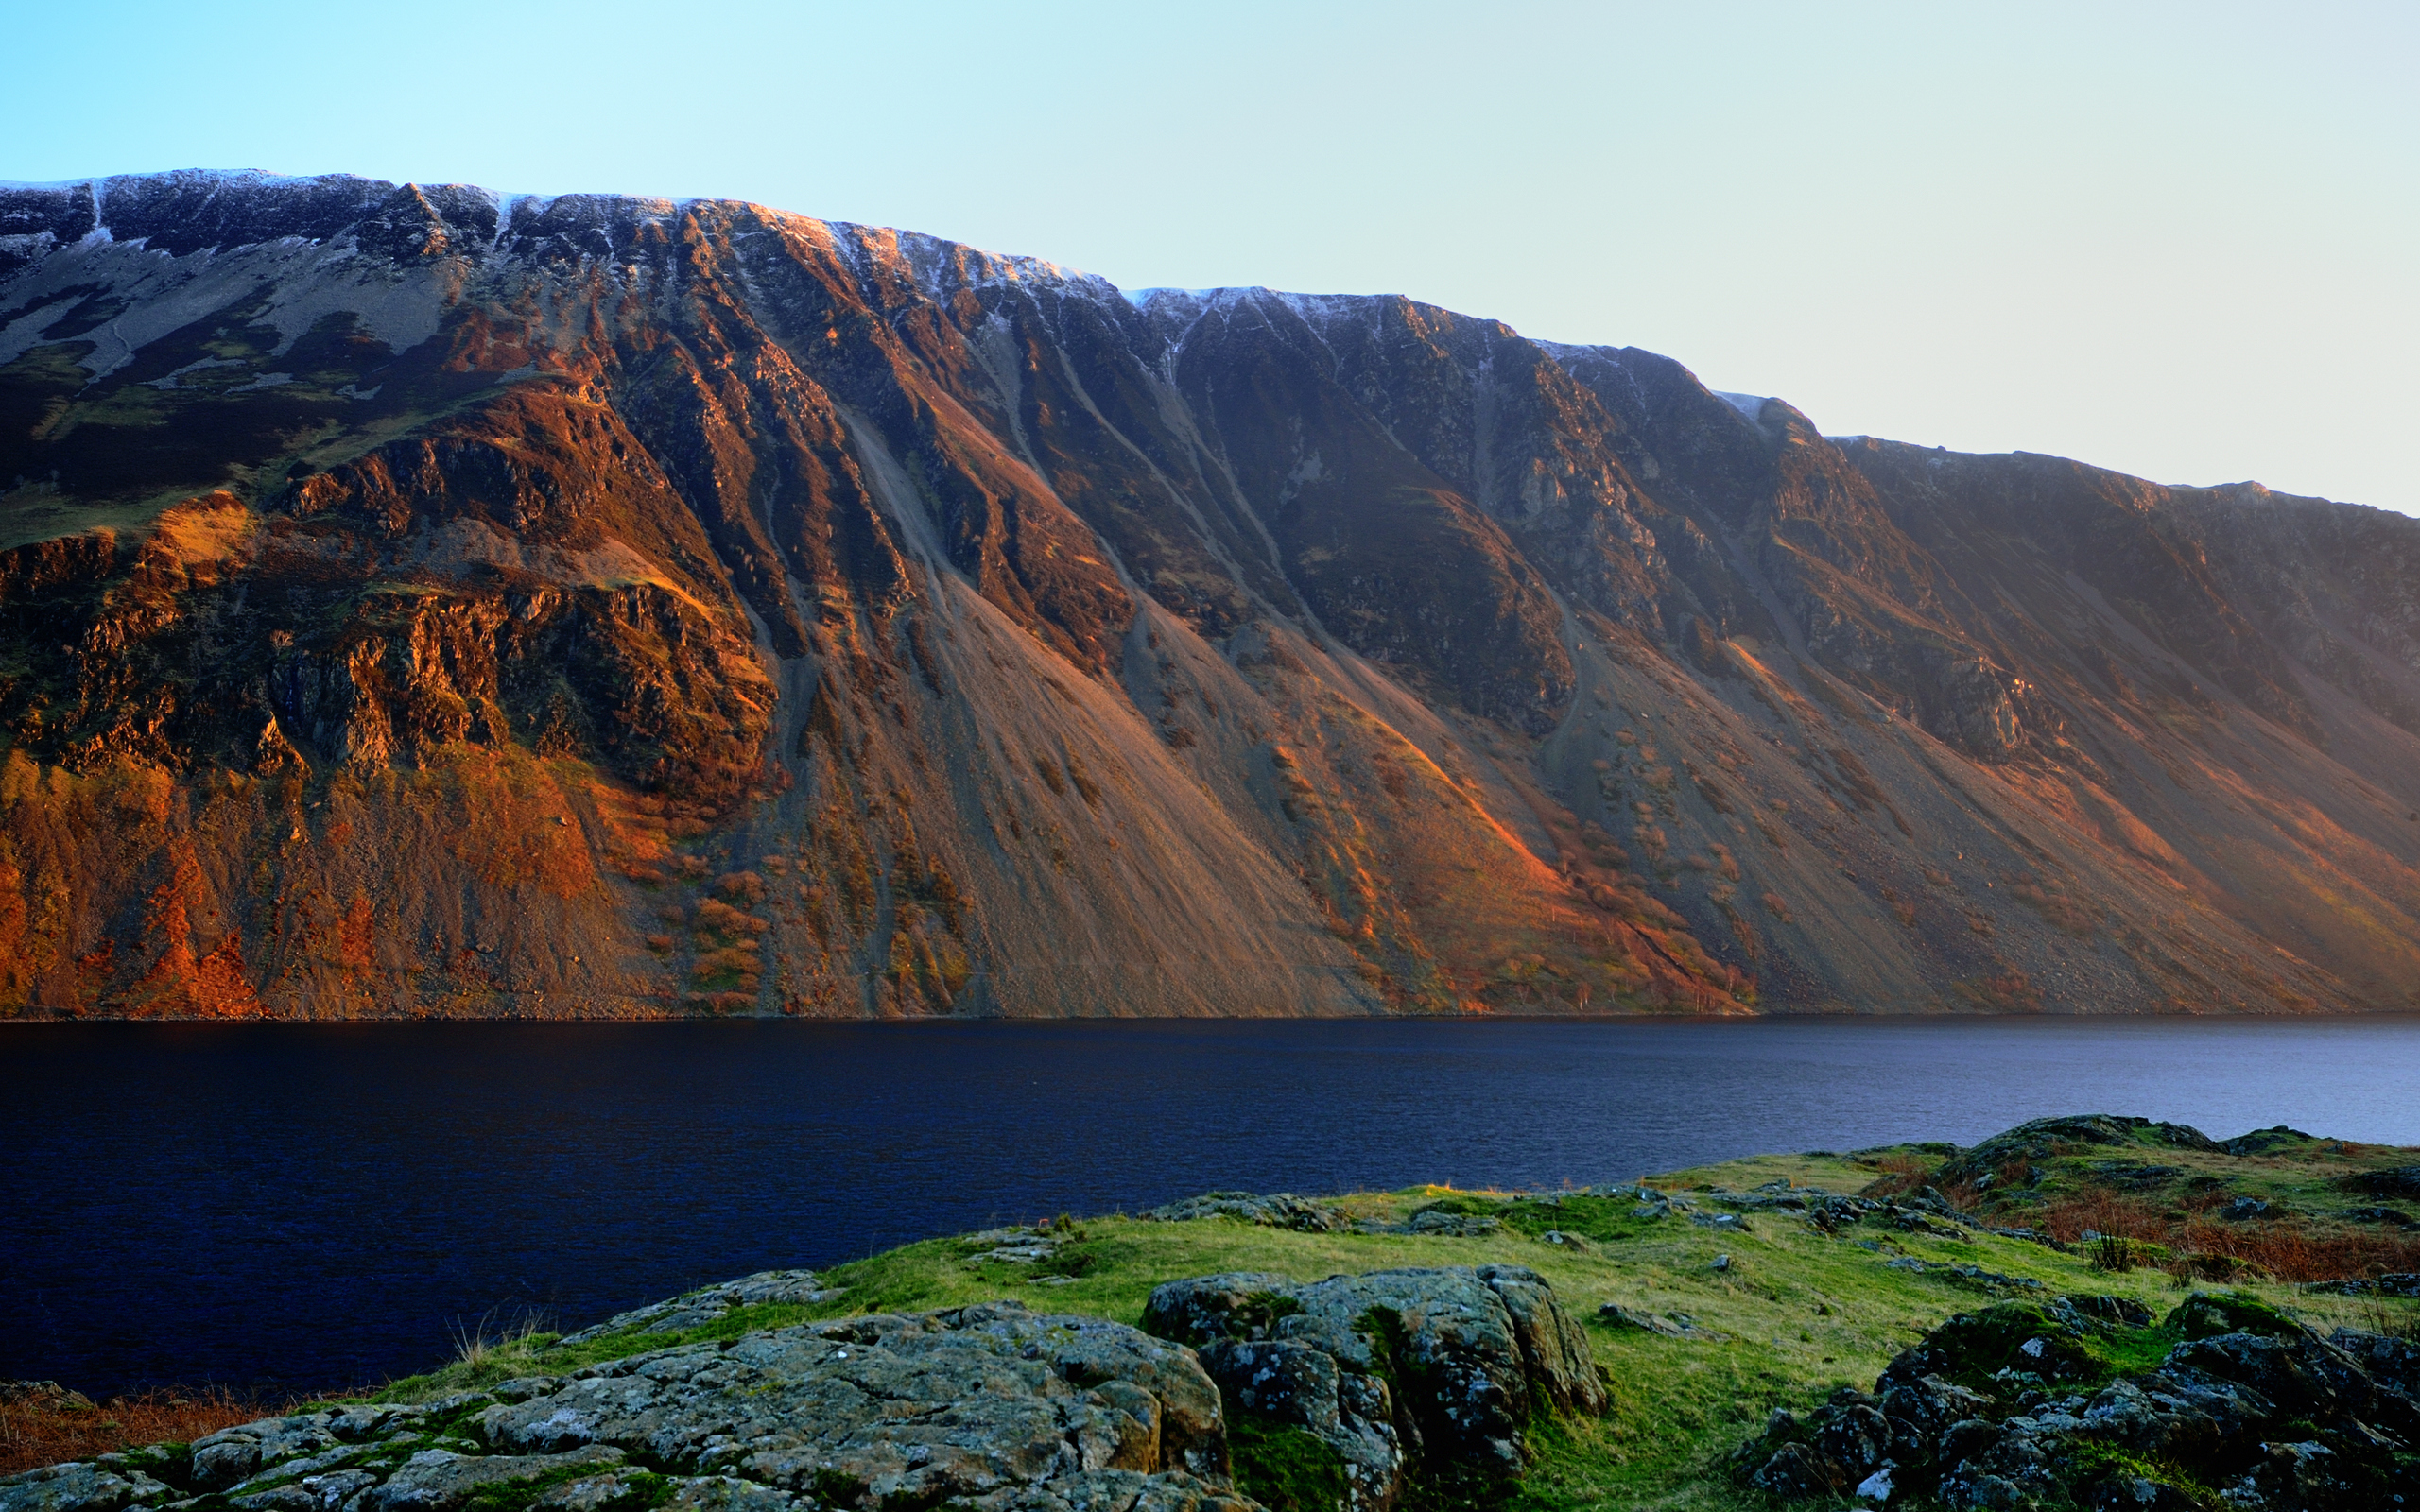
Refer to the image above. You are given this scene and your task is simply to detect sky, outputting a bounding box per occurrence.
[9,0,2415,510]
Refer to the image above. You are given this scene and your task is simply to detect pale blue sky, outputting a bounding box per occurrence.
[9,1,2415,510]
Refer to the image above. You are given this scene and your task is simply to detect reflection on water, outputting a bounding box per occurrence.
[6,1014,2418,1396]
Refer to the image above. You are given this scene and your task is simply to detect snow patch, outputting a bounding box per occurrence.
[0,293,88,369]
[144,355,246,390]
[1714,391,1770,422]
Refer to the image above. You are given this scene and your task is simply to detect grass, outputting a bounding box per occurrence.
[1230,1418,1351,1512]
[442,1310,558,1386]
[335,1143,2420,1511]
[23,1130,2420,1507]
[0,1388,275,1477]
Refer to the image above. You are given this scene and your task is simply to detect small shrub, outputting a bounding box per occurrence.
[2087,1235,2169,1273]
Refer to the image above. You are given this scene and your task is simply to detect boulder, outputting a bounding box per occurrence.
[1399,1211,1501,1239]
[1733,1293,2420,1510]
[1143,1266,1603,1512]
[1596,1304,1720,1341]
[0,1383,95,1413]
[482,1302,1234,1503]
[2339,1166,2420,1200]
[0,1464,178,1512]
[1142,1194,1355,1233]
[2,1302,1253,1512]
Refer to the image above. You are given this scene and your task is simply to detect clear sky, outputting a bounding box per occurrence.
[10,1,2415,510]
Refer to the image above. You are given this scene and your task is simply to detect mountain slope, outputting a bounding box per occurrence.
[3,170,2416,1018]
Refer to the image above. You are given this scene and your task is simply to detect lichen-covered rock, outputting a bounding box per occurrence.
[557,1269,838,1344]
[0,1302,1255,1512]
[1141,1194,1355,1234]
[1733,1292,2420,1510]
[0,1463,177,1512]
[1142,1266,1603,1512]
[0,1384,95,1413]
[482,1301,1234,1505]
[1397,1211,1501,1239]
[362,1447,627,1512]
[1931,1117,2221,1194]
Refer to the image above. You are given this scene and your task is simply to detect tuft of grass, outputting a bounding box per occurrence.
[450,1309,556,1378]
[371,1310,562,1401]
[2350,1292,2420,1342]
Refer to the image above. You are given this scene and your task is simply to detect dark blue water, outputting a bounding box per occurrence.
[6,1015,2419,1398]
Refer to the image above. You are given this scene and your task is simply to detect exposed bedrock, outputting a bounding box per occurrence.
[1142,1266,1605,1512]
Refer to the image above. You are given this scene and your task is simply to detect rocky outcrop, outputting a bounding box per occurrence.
[555,1269,837,1345]
[1735,1294,2420,1510]
[0,1302,1253,1512]
[1141,1267,1604,1512]
[1141,1195,1356,1233]
[0,1265,1605,1512]
[1931,1115,2223,1193]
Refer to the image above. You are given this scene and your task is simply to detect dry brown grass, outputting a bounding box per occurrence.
[0,1387,273,1476]
[2169,1220,2420,1285]
[1858,1152,1942,1200]
[2032,1190,2420,1283]
[2036,1188,2169,1244]
[1935,1159,2036,1212]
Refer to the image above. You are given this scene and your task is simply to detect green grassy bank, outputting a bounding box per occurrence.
[358,1121,2420,1511]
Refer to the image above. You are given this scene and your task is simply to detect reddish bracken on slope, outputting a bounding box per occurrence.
[1,171,2416,1018]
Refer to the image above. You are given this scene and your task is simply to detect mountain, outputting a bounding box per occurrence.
[3,169,2417,1020]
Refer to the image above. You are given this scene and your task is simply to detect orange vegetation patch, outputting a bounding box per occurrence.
[588,781,679,884]
[0,1387,277,1477]
[1858,1152,1942,1201]
[126,841,265,1018]
[417,750,597,898]
[143,492,258,573]
[2031,1190,2420,1284]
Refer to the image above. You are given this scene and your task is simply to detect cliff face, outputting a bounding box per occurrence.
[3,170,2417,1019]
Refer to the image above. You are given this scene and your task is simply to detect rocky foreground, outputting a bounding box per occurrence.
[0,1267,1599,1512]
[1741,1293,2420,1509]
[9,1116,2419,1512]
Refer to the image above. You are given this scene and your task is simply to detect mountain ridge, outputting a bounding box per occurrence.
[4,169,2417,1020]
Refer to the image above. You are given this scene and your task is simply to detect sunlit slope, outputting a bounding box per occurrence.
[3,172,2418,1016]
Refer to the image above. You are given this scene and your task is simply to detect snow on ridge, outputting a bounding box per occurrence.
[1714,390,1772,422]
[804,220,1116,302]
[3,173,1116,303]
[0,168,304,192]
[1123,286,1266,310]
[1535,338,1622,363]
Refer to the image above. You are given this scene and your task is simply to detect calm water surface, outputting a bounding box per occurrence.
[6,1015,2419,1397]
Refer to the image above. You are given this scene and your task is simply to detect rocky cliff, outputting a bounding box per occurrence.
[5,169,2419,1017]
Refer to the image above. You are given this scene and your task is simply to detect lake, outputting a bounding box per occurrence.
[6,1014,2419,1398]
